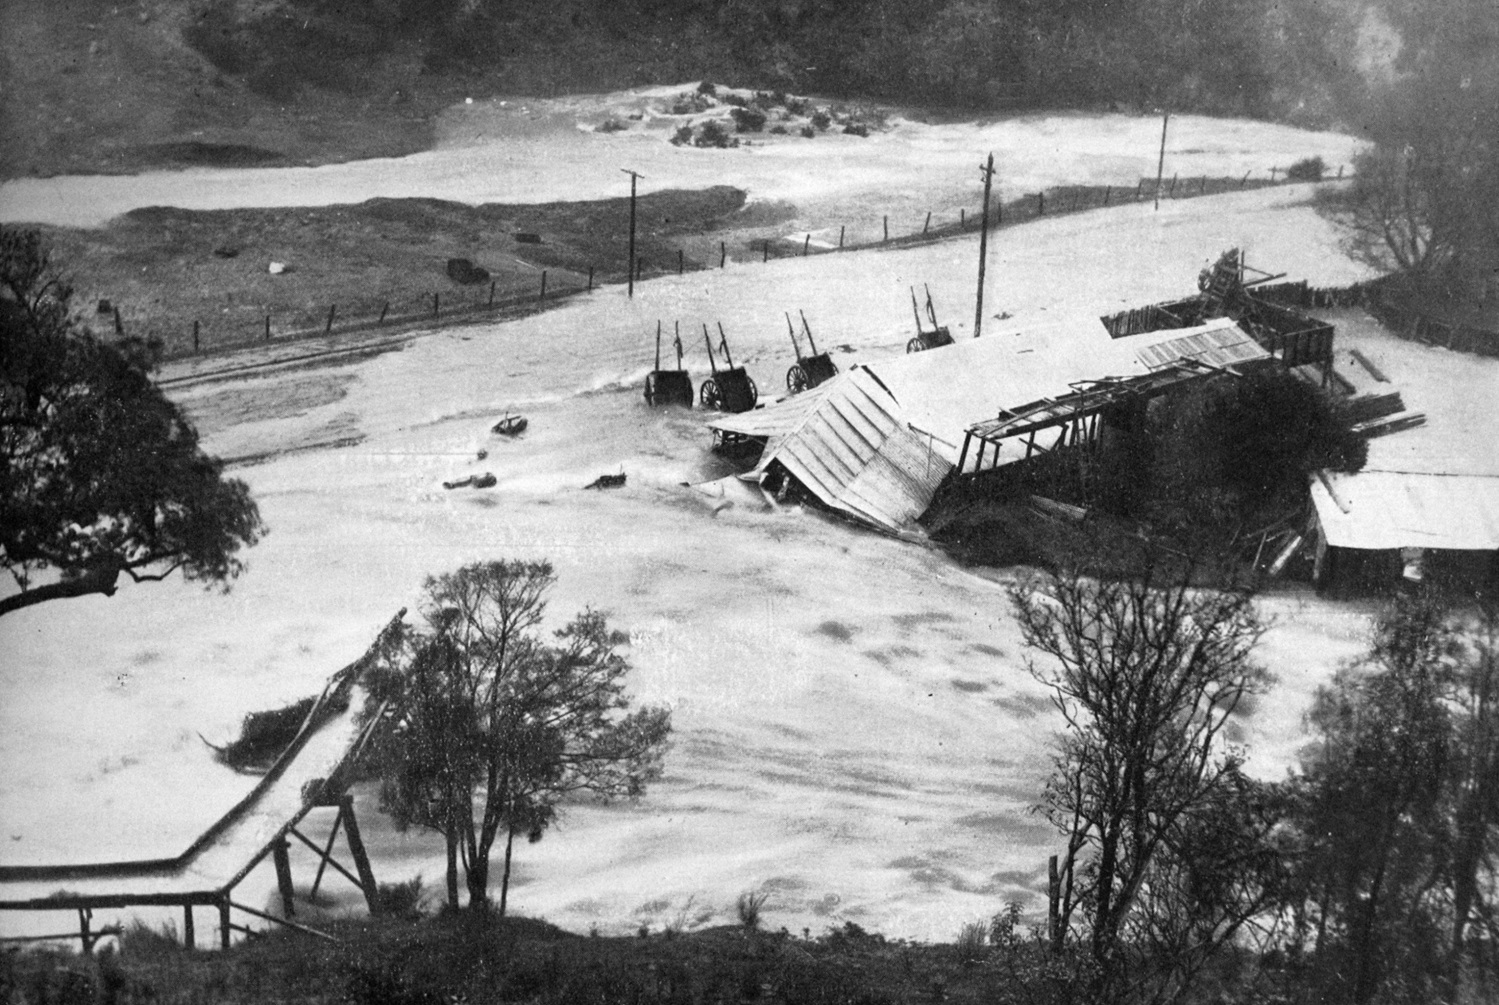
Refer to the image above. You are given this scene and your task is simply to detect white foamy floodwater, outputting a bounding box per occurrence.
[3,94,1444,944]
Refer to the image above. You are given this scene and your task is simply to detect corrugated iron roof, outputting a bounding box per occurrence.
[1311,471,1499,550]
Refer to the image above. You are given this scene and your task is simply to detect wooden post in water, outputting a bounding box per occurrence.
[720,242,726,267]
[539,270,547,300]
[588,266,594,289]
[960,208,965,228]
[622,168,643,298]
[193,320,200,352]
[325,305,336,334]
[488,280,496,307]
[923,210,931,234]
[273,838,296,918]
[974,153,995,341]
[1241,169,1252,188]
[378,302,389,323]
[763,241,769,263]
[838,225,845,248]
[803,234,810,256]
[341,795,381,915]
[883,215,888,242]
[1154,111,1169,211]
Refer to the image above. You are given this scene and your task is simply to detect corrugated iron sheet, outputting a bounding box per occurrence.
[1132,320,1270,371]
[1311,471,1499,550]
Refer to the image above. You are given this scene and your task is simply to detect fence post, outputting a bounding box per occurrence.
[488,280,496,307]
[539,270,547,301]
[677,249,684,274]
[922,210,931,234]
[803,234,810,256]
[1103,187,1110,206]
[1048,854,1061,953]
[432,292,439,318]
[1338,164,1344,179]
[1168,174,1178,197]
[1270,166,1279,182]
[325,304,336,334]
[883,215,889,242]
[588,266,594,289]
[1037,192,1044,216]
[265,315,271,340]
[1241,169,1251,188]
[763,241,769,263]
[113,306,124,335]
[960,208,965,228]
[720,242,726,267]
[838,225,845,248]
[378,301,389,324]
[193,320,200,352]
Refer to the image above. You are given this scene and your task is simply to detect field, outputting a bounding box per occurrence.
[0,90,1450,947]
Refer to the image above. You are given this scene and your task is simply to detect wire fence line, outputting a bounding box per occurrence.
[150,164,1349,363]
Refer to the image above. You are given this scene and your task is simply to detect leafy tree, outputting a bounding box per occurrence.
[1011,557,1275,1003]
[0,227,265,617]
[1281,589,1499,1004]
[362,560,672,913]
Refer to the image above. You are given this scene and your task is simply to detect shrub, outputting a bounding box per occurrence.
[770,124,788,135]
[721,92,748,107]
[730,106,767,132]
[670,124,694,146]
[842,122,869,137]
[800,125,816,138]
[696,80,717,96]
[598,117,629,133]
[670,91,714,115]
[377,875,431,920]
[811,109,831,130]
[954,921,988,961]
[694,121,736,148]
[736,891,770,930]
[1286,155,1327,181]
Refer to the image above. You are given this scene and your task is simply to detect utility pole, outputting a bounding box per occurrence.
[621,168,643,298]
[1154,111,1169,211]
[975,153,996,340]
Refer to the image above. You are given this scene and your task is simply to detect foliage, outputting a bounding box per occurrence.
[670,124,694,146]
[1277,589,1499,1004]
[842,122,870,137]
[729,106,766,133]
[810,109,831,131]
[1012,557,1277,1002]
[735,890,769,931]
[1147,368,1366,537]
[693,121,736,149]
[953,920,987,961]
[597,117,628,133]
[376,875,432,920]
[0,227,265,618]
[213,692,350,772]
[1286,156,1326,182]
[361,560,672,914]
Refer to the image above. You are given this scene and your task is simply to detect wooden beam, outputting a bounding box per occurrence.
[226,900,339,943]
[340,796,382,915]
[289,826,364,893]
[272,839,295,919]
[183,905,195,950]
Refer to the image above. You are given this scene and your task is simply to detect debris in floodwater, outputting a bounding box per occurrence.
[443,472,497,490]
[492,415,528,435]
[585,472,627,490]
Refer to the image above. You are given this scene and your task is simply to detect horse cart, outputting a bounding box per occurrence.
[643,321,695,407]
[699,323,758,413]
[905,286,955,353]
[785,310,839,394]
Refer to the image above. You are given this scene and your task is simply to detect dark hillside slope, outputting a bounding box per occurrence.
[2,0,1351,179]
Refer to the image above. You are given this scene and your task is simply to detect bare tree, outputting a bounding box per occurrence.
[1011,558,1274,1002]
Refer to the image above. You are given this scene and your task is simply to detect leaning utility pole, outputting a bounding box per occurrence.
[621,168,643,297]
[1154,112,1169,211]
[974,152,996,339]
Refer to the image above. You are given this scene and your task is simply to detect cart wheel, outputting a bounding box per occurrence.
[700,378,722,410]
[787,365,808,394]
[906,337,924,354]
[746,375,758,407]
[644,371,659,405]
